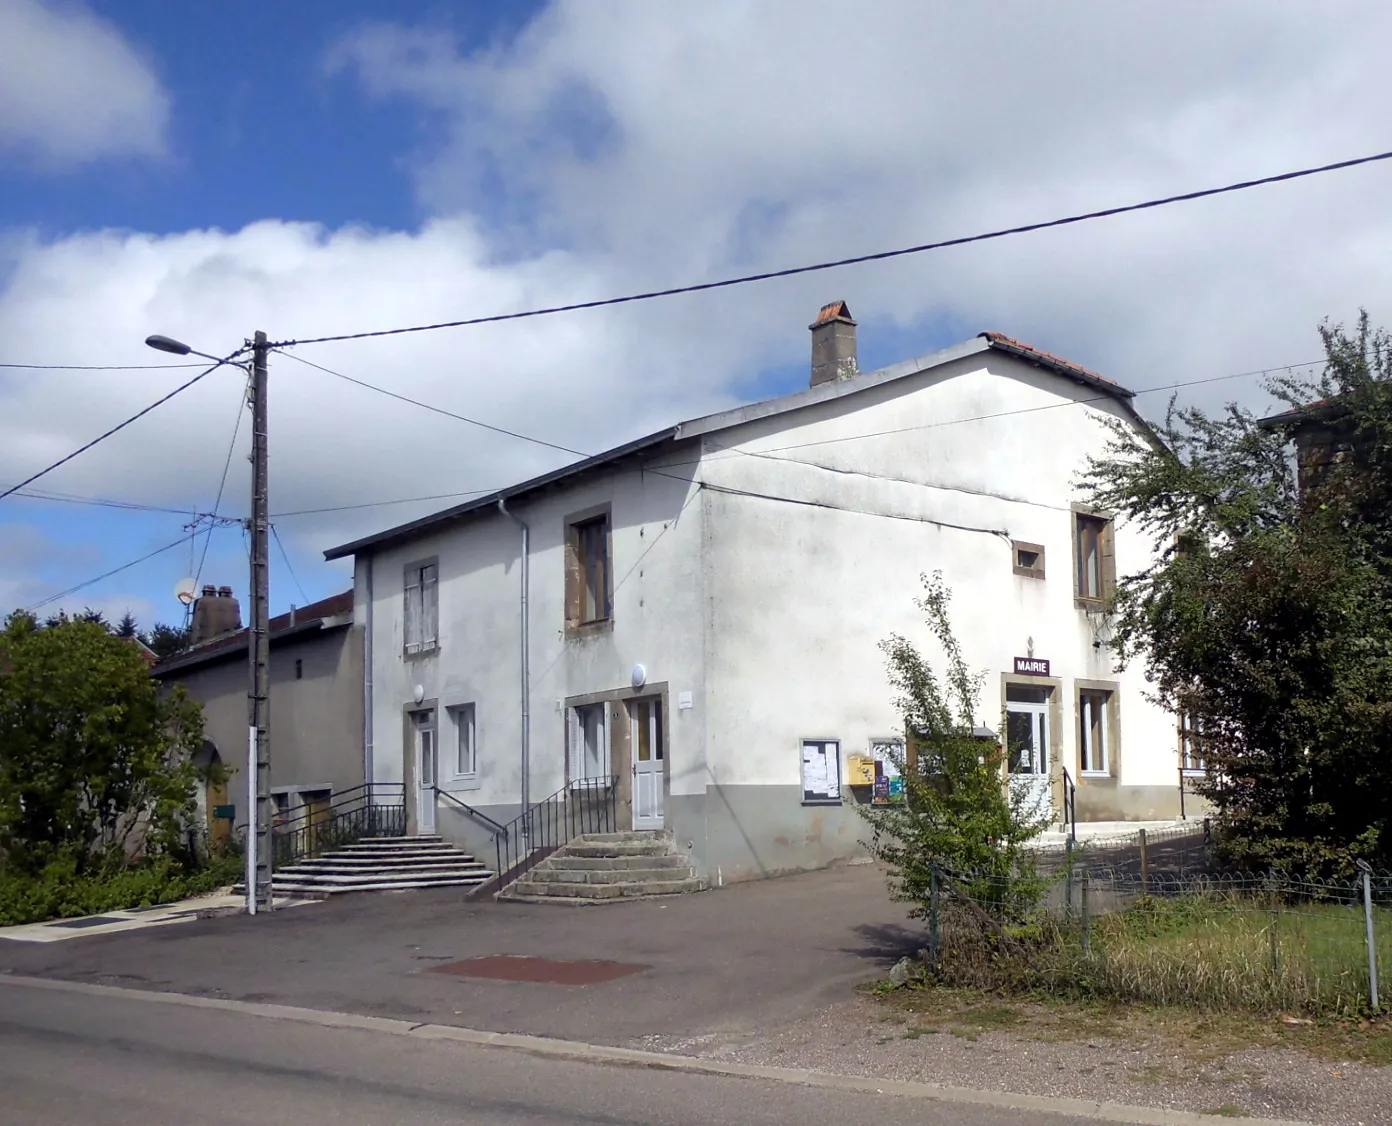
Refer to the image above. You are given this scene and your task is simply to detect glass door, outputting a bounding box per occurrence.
[629,697,664,830]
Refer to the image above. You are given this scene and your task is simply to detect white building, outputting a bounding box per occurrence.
[326,304,1184,884]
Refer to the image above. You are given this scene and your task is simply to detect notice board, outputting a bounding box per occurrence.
[801,739,842,804]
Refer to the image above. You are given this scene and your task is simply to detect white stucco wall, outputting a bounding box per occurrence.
[696,351,1177,816]
[353,343,1181,872]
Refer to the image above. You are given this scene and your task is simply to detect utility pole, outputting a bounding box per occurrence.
[249,330,273,912]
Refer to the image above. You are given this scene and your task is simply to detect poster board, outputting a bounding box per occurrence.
[869,738,905,804]
[800,739,842,804]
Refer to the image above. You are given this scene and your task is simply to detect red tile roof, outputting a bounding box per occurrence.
[152,589,353,676]
[978,331,1123,389]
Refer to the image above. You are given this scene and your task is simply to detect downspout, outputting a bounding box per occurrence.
[362,554,374,789]
[497,498,530,818]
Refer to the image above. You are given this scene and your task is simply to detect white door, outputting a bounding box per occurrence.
[414,710,437,835]
[1005,689,1052,822]
[630,697,664,830]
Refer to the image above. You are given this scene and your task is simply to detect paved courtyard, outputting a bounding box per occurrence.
[0,861,916,1047]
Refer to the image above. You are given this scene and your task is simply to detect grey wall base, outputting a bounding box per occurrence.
[1075,783,1192,822]
[435,801,523,869]
[670,785,871,886]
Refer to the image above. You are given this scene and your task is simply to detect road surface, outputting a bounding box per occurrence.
[0,978,1101,1126]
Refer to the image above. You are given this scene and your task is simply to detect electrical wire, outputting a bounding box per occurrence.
[193,366,251,591]
[0,361,207,370]
[271,488,499,518]
[272,350,587,458]
[4,486,214,516]
[271,524,310,604]
[26,531,200,612]
[0,346,249,503]
[268,148,1392,350]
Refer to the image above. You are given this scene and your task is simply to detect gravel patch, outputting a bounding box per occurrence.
[632,997,1392,1126]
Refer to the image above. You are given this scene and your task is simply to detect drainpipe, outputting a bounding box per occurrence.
[362,554,374,790]
[497,498,530,819]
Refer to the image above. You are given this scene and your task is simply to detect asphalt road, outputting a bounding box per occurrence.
[0,979,1099,1126]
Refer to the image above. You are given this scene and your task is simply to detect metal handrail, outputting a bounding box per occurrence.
[432,786,509,838]
[1060,764,1077,848]
[493,776,618,891]
[271,781,406,867]
[272,781,404,836]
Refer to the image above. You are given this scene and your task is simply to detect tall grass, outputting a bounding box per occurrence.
[931,891,1389,1017]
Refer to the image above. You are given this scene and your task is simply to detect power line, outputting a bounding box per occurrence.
[0,347,248,503]
[271,525,310,604]
[269,148,1392,351]
[0,361,207,371]
[273,349,587,458]
[271,487,499,518]
[194,368,251,592]
[5,486,214,516]
[26,532,199,612]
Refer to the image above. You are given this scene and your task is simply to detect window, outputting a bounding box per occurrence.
[1074,512,1113,602]
[801,739,842,804]
[404,561,439,654]
[294,658,303,681]
[1179,711,1205,773]
[568,702,609,783]
[1078,689,1112,775]
[567,515,612,630]
[450,704,477,777]
[1013,540,1045,579]
[413,709,437,788]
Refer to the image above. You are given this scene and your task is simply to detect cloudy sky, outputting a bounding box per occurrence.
[2,0,1390,629]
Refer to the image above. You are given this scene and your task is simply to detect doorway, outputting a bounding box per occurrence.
[629,696,664,830]
[413,709,438,835]
[1005,684,1053,821]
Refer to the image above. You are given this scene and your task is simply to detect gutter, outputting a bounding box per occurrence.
[497,498,531,818]
[363,555,374,789]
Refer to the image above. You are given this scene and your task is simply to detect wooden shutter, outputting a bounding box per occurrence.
[422,563,438,649]
[404,567,421,653]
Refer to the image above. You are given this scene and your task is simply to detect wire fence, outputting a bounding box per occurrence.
[917,863,1389,1018]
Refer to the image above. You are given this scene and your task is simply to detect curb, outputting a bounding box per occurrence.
[0,973,1313,1126]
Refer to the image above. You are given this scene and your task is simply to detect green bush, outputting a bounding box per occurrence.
[0,855,242,927]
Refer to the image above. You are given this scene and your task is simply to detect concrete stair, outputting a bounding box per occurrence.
[498,831,703,905]
[245,836,493,896]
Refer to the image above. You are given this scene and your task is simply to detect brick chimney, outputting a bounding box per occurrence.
[809,300,858,387]
[191,584,242,644]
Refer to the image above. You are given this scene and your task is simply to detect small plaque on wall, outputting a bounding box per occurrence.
[1013,657,1050,676]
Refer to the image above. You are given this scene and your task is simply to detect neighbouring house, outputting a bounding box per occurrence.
[151,586,364,849]
[325,304,1190,887]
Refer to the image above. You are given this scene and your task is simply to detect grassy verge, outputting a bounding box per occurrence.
[865,980,1392,1069]
[932,891,1390,1018]
[0,855,243,927]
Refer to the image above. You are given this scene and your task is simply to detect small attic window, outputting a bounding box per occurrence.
[1013,541,1045,579]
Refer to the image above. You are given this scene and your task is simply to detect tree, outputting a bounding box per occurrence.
[859,572,1052,921]
[139,621,191,660]
[0,611,204,876]
[115,612,139,639]
[1080,313,1392,875]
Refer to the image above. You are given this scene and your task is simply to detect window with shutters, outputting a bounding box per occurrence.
[403,560,439,655]
[564,508,613,636]
[1072,510,1115,605]
[567,702,609,785]
[1078,688,1114,775]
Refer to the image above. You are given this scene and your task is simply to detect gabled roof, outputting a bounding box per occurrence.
[324,332,1139,561]
[152,589,353,677]
[1257,398,1344,430]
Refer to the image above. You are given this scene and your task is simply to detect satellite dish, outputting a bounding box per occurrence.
[175,577,197,605]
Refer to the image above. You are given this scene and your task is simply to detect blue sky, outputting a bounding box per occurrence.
[2,1,1391,632]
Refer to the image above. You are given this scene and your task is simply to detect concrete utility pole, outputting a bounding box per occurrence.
[249,330,273,912]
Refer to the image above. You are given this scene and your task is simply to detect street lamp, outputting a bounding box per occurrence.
[144,335,228,365]
[147,329,273,918]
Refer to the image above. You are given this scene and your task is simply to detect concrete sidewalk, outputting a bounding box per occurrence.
[0,891,317,943]
[0,861,917,1047]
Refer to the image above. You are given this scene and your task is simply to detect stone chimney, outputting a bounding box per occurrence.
[191,584,243,645]
[809,300,858,387]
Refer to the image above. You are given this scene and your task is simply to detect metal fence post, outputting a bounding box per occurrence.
[1139,828,1149,895]
[1065,838,1074,915]
[1360,862,1380,1013]
[1081,875,1091,955]
[928,862,941,968]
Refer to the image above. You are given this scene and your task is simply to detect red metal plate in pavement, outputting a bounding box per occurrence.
[429,955,649,985]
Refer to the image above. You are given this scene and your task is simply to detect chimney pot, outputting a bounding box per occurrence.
[809,301,858,387]
[201,584,216,597]
[217,586,232,598]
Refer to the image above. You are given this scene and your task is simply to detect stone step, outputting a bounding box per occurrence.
[564,841,670,858]
[272,875,490,895]
[506,876,702,900]
[547,853,689,872]
[335,840,451,852]
[576,831,670,844]
[294,850,479,865]
[291,863,489,880]
[528,865,695,885]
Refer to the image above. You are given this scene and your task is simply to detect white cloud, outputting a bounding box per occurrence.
[0,0,169,167]
[6,1,1392,606]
